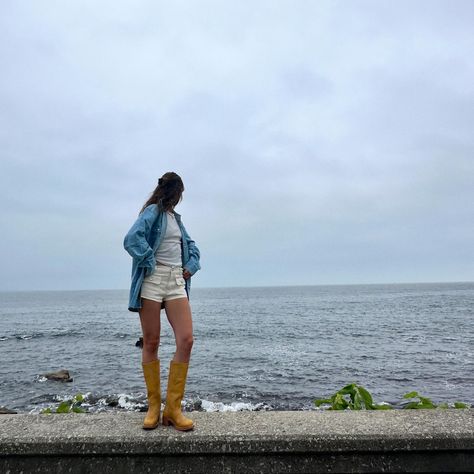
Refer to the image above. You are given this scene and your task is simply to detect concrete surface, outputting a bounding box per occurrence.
[1,410,473,473]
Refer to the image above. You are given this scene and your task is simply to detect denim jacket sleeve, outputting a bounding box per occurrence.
[123,205,157,270]
[182,225,201,276]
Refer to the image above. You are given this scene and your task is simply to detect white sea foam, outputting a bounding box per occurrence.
[199,399,268,412]
[117,393,144,411]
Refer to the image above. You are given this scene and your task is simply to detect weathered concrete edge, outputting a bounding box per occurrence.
[1,435,474,457]
[1,410,473,456]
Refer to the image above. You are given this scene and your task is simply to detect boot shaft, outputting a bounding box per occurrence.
[165,360,189,404]
[141,359,162,430]
[163,359,194,431]
[142,359,161,400]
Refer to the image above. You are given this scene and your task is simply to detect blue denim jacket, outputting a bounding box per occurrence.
[123,204,201,312]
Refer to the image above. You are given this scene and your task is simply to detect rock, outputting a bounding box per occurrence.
[42,369,73,382]
[135,337,143,349]
[191,399,203,411]
[105,395,119,407]
[0,406,17,414]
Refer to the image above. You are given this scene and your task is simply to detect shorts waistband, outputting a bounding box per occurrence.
[156,261,183,270]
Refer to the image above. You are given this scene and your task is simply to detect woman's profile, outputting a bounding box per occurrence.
[123,172,201,431]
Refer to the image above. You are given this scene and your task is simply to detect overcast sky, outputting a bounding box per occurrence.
[1,0,473,291]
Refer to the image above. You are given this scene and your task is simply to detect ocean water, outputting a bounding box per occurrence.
[0,282,473,414]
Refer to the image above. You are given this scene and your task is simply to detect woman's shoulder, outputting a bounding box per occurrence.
[145,203,158,212]
[140,203,160,219]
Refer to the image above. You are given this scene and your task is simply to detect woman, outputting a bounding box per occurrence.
[123,172,201,431]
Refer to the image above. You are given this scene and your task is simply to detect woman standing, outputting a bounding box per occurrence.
[123,172,201,431]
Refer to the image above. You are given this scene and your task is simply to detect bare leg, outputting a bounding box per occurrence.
[139,298,162,363]
[163,297,194,363]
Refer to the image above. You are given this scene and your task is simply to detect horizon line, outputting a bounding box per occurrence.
[1,280,473,293]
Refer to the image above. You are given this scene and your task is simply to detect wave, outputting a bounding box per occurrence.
[21,389,424,414]
[7,330,86,341]
[26,392,275,414]
[2,331,136,341]
[198,399,270,412]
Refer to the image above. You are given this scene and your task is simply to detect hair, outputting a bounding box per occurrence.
[139,172,185,215]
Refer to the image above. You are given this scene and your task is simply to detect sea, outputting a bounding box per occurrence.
[0,282,472,414]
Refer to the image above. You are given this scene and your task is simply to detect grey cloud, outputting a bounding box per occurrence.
[0,0,473,290]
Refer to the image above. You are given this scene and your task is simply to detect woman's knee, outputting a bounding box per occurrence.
[177,335,194,352]
[143,337,160,352]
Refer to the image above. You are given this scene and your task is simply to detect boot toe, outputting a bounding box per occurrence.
[143,420,160,429]
[162,411,194,430]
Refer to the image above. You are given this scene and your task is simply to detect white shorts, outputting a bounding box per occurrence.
[140,264,187,304]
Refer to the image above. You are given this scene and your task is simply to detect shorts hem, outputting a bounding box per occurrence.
[163,295,188,302]
[140,296,163,304]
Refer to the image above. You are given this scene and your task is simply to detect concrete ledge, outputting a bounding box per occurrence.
[1,410,473,473]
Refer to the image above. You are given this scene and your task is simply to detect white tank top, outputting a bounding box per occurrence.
[154,212,182,266]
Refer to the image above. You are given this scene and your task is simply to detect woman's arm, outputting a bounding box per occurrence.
[182,225,201,276]
[123,205,157,270]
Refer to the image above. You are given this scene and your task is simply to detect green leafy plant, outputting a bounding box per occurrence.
[402,391,469,409]
[40,393,86,414]
[315,384,470,410]
[314,383,392,410]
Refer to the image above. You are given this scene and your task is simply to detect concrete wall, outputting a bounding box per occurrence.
[1,409,473,473]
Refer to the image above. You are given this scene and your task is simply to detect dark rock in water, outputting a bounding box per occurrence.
[186,399,204,411]
[84,393,103,405]
[105,395,119,407]
[42,369,73,382]
[0,406,17,414]
[135,337,143,349]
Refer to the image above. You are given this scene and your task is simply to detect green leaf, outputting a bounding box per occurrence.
[374,403,393,410]
[454,402,469,409]
[72,406,85,413]
[56,401,71,413]
[353,391,362,410]
[339,383,356,395]
[403,401,421,409]
[358,386,374,408]
[418,396,434,405]
[74,394,84,402]
[314,398,332,407]
[419,402,436,409]
[403,391,419,399]
[333,393,349,410]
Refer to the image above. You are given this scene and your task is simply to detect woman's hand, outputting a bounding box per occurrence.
[183,269,192,280]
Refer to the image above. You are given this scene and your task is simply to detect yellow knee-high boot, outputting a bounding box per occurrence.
[141,359,161,430]
[162,360,194,431]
